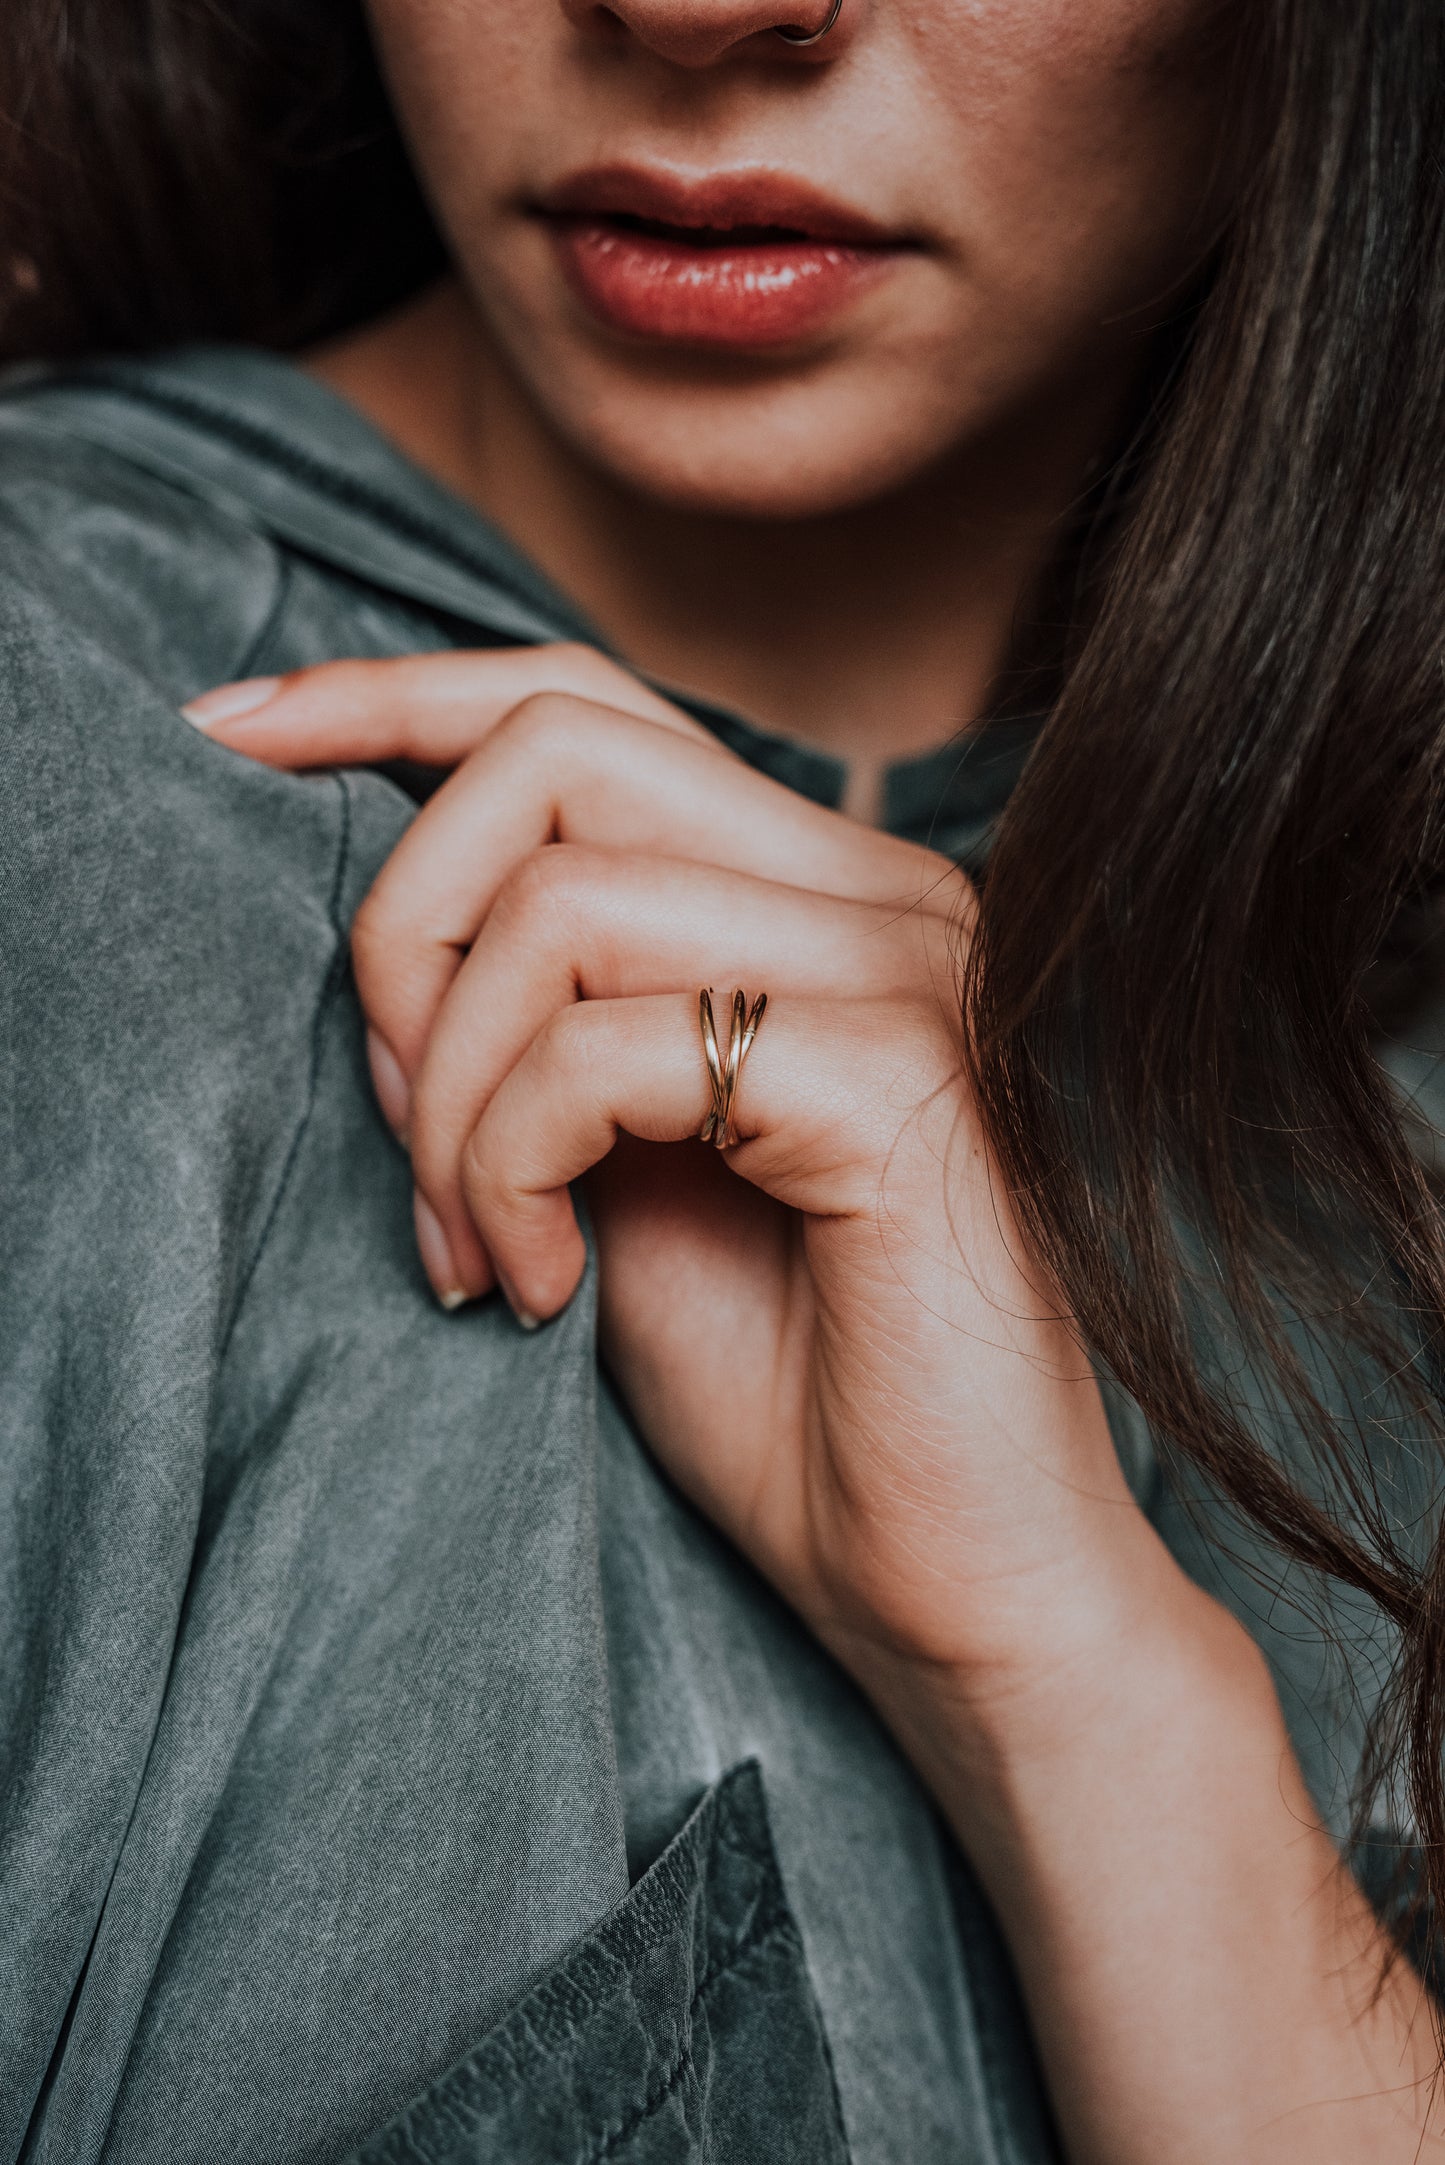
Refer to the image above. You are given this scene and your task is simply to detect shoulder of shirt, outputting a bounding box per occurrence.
[0,375,284,703]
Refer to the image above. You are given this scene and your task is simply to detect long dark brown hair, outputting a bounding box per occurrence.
[968,0,1445,1992]
[6,0,1445,2003]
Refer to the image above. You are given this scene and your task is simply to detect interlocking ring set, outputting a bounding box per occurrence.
[696,987,768,1149]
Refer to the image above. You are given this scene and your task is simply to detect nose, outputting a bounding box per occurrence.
[562,0,854,69]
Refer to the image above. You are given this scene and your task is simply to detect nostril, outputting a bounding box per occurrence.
[566,0,843,67]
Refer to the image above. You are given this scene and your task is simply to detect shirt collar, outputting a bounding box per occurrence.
[13,342,1043,864]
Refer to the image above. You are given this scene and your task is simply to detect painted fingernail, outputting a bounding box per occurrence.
[181,676,283,727]
[366,1027,411,1141]
[414,1189,468,1311]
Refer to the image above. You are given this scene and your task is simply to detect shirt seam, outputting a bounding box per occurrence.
[584,1914,798,2164]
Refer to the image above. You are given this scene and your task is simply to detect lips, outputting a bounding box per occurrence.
[535,166,909,350]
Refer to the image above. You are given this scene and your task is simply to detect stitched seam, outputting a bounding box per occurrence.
[219,768,353,1360]
[583,1914,795,2164]
[590,2048,693,2165]
[356,1777,759,2157]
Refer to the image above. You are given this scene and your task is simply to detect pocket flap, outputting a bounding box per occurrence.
[351,1758,851,2164]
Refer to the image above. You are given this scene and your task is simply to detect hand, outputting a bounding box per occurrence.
[186,648,1179,1716]
[189,646,1445,2165]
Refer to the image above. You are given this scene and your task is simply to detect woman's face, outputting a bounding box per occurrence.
[366,0,1236,518]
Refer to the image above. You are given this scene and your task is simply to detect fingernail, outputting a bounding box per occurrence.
[414,1189,468,1311]
[181,676,283,727]
[366,1027,411,1141]
[494,1271,540,1331]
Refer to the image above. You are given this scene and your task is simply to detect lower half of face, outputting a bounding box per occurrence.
[366,0,1238,519]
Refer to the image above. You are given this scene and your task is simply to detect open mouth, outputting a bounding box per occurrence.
[587,211,818,247]
[535,168,909,349]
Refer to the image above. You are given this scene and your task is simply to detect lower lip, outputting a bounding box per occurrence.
[549,218,896,349]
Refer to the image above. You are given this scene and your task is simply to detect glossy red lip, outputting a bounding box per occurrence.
[535,165,911,350]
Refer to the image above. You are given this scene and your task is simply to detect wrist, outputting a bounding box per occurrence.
[833,1526,1271,1838]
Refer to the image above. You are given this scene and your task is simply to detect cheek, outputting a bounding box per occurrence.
[908,0,1234,304]
[365,0,547,205]
[916,0,1228,113]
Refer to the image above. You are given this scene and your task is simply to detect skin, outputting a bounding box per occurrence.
[312,0,1238,803]
[185,0,1444,2155]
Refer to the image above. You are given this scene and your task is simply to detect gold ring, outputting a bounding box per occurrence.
[697,987,767,1148]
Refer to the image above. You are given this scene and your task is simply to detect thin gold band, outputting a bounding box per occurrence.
[697,986,767,1147]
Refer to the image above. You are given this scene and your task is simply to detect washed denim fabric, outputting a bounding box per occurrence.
[0,347,1432,2163]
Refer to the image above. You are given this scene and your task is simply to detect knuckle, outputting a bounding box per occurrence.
[492,840,597,938]
[915,852,976,925]
[553,641,643,709]
[502,697,580,757]
[498,688,615,783]
[349,876,431,997]
[538,998,597,1077]
[500,689,595,762]
[550,995,602,1065]
[458,1118,545,1248]
[552,640,616,688]
[873,912,949,1002]
[843,998,961,1111]
[947,866,981,931]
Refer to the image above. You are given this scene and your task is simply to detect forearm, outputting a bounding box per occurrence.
[850,1532,1443,2165]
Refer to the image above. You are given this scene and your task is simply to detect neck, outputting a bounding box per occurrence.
[308,279,1123,816]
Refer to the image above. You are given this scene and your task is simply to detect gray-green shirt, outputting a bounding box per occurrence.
[0,346,1431,2164]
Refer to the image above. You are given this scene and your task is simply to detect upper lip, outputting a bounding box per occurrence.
[534,164,905,247]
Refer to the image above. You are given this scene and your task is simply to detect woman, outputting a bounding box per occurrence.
[2,0,1443,2159]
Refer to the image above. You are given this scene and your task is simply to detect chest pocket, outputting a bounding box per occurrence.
[349,1760,852,2164]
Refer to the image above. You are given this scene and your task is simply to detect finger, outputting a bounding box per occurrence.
[180,643,704,766]
[352,693,966,1079]
[459,991,945,1324]
[405,846,963,1302]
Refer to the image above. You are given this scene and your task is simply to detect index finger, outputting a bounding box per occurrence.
[181,641,708,768]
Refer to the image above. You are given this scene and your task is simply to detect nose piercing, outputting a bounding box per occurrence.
[775,0,842,44]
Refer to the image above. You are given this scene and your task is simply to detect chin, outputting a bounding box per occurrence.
[542,369,962,522]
